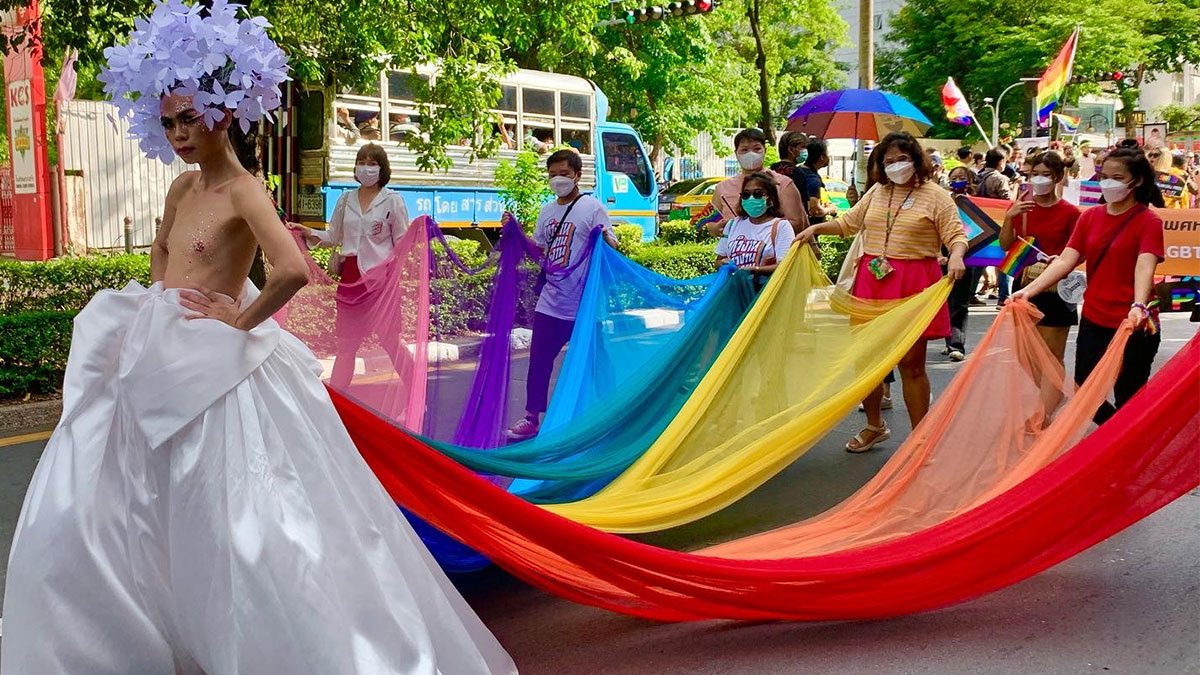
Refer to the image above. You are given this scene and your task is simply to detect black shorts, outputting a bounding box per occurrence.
[1013,275,1078,327]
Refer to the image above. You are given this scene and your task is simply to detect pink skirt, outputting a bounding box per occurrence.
[851,255,950,340]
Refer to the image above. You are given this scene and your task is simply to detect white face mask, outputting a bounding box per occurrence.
[884,161,915,185]
[737,151,764,171]
[1099,178,1133,203]
[355,164,380,186]
[1030,176,1056,195]
[549,175,577,198]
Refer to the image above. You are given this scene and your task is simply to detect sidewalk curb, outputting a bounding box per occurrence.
[0,398,62,434]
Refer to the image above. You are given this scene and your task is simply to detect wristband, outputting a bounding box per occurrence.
[1131,301,1160,335]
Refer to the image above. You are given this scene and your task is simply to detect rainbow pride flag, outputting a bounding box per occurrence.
[959,195,1010,267]
[1054,113,1080,133]
[690,202,722,233]
[999,236,1038,276]
[1036,28,1079,128]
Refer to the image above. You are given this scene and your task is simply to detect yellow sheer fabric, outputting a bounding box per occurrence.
[544,246,952,532]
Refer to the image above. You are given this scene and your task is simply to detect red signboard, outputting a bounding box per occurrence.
[2,1,52,260]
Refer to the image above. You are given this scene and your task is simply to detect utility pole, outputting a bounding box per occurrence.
[853,0,873,192]
[858,0,873,89]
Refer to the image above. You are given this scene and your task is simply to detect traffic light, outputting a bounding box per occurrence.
[596,0,720,28]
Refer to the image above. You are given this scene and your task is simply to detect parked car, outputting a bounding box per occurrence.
[665,177,724,221]
[658,177,709,219]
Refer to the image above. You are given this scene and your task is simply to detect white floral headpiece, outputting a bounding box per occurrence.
[99,0,290,163]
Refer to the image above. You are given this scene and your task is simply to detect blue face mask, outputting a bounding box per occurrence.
[742,196,768,218]
[950,179,969,193]
[796,149,809,164]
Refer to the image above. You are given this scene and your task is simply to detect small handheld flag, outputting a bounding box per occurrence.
[1054,113,1080,134]
[690,203,722,233]
[999,236,1038,276]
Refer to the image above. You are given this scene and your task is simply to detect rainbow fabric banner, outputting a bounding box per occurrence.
[942,77,974,126]
[1054,113,1080,133]
[998,236,1038,276]
[1036,27,1079,128]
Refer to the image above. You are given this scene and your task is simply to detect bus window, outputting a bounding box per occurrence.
[602,131,652,196]
[351,106,383,141]
[389,112,421,142]
[523,88,555,116]
[387,71,428,103]
[298,90,325,151]
[523,123,555,153]
[491,114,518,150]
[560,92,590,120]
[562,126,591,154]
[497,85,518,112]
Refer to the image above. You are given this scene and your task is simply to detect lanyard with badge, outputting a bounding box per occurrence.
[868,184,916,280]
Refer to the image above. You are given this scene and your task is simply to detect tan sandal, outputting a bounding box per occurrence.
[846,423,890,453]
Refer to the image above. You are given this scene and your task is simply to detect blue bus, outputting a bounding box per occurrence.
[282,67,659,240]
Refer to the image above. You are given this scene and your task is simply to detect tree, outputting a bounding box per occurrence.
[710,0,847,138]
[577,18,740,164]
[1157,102,1200,132]
[0,0,601,171]
[879,0,1200,141]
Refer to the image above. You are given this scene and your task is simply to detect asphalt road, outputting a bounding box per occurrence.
[0,308,1196,674]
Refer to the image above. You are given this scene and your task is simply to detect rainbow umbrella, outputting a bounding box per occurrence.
[786,89,933,139]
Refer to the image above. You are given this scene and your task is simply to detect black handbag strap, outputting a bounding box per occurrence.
[546,193,588,250]
[1088,205,1145,274]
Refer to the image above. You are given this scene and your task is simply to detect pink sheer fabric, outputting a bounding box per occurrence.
[277,217,431,431]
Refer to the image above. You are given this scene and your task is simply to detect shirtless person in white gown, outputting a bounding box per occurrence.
[1,82,516,675]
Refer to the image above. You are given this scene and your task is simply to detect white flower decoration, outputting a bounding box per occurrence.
[100,0,291,163]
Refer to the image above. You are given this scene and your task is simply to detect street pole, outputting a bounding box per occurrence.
[991,78,1039,147]
[858,0,873,90]
[854,0,873,192]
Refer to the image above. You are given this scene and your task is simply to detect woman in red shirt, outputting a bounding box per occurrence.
[1000,151,1081,362]
[1012,147,1166,423]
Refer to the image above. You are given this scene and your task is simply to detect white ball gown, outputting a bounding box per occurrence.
[1,280,516,675]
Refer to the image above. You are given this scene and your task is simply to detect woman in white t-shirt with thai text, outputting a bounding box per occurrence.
[295,143,411,388]
[715,171,795,288]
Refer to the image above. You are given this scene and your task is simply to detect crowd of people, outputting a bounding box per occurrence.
[669,125,1177,453]
[6,0,1189,669]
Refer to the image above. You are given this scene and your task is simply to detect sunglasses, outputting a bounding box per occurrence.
[740,189,769,200]
[1148,152,1162,158]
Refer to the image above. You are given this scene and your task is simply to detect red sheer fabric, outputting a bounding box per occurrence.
[330,324,1199,621]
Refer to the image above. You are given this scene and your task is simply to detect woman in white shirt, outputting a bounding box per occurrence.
[714,172,795,289]
[296,143,411,388]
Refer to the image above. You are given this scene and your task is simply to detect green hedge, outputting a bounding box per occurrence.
[657,220,698,245]
[0,254,152,315]
[817,234,855,282]
[612,224,644,256]
[0,239,720,398]
[629,241,717,280]
[0,311,75,397]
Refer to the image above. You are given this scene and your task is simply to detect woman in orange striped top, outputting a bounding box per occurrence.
[795,132,967,453]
